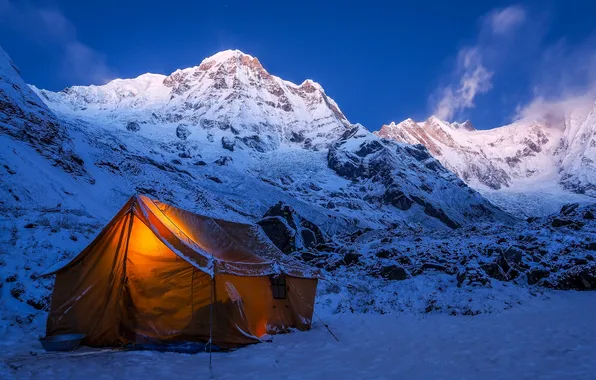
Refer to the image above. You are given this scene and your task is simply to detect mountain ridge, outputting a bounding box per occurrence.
[376,106,596,202]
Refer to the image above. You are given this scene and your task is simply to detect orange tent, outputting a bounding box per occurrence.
[45,195,319,348]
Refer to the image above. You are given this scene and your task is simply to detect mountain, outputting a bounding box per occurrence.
[0,47,88,180]
[23,48,511,230]
[376,108,596,214]
[3,45,596,351]
[1,46,527,333]
[32,50,350,152]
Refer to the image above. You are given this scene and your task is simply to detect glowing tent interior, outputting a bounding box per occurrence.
[45,194,319,348]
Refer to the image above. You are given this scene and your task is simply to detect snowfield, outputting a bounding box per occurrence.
[2,291,595,380]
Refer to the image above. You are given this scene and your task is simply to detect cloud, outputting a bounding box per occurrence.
[513,38,596,123]
[0,0,113,84]
[432,5,528,120]
[434,48,493,120]
[488,5,526,35]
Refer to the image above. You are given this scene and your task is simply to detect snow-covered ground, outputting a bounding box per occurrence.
[2,291,595,379]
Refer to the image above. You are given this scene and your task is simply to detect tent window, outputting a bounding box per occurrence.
[270,275,287,299]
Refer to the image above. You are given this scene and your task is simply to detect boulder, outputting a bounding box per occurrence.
[176,124,191,140]
[481,246,524,281]
[343,252,360,266]
[258,202,326,253]
[457,263,491,288]
[300,229,317,249]
[584,211,595,220]
[551,218,574,228]
[257,216,295,253]
[126,121,140,132]
[221,136,235,151]
[527,267,550,285]
[560,203,579,216]
[263,202,325,245]
[545,264,596,290]
[379,264,409,281]
[375,249,395,259]
[214,156,233,166]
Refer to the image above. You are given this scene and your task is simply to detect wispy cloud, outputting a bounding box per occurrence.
[488,5,526,35]
[514,37,596,123]
[0,0,113,85]
[434,48,493,120]
[432,5,527,120]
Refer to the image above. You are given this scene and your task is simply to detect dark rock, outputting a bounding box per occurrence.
[560,203,579,216]
[262,202,325,247]
[126,121,140,132]
[193,160,207,166]
[546,264,596,290]
[300,229,318,249]
[457,263,491,287]
[375,249,395,259]
[5,274,17,283]
[171,159,182,165]
[214,156,233,166]
[26,296,50,311]
[405,144,431,161]
[526,216,539,223]
[382,187,413,210]
[584,211,595,220]
[221,136,235,151]
[176,124,191,140]
[290,131,305,143]
[355,140,384,157]
[420,262,456,275]
[527,267,550,285]
[257,216,295,253]
[300,252,320,262]
[586,243,596,251]
[239,135,271,152]
[205,175,222,183]
[379,265,409,281]
[396,255,413,266]
[24,223,37,229]
[423,203,460,229]
[552,218,574,227]
[503,246,523,266]
[343,252,360,266]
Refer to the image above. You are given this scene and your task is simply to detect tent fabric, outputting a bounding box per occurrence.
[46,195,319,348]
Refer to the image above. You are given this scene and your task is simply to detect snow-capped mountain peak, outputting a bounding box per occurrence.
[32,49,350,152]
[375,104,596,211]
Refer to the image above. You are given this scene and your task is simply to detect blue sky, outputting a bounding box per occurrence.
[0,0,595,130]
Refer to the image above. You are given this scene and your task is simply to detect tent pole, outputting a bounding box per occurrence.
[209,275,214,371]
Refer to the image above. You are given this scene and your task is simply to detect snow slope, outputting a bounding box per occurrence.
[2,291,595,380]
[376,107,596,214]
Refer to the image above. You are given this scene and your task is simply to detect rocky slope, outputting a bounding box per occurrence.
[376,109,596,213]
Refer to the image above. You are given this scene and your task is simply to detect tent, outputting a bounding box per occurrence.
[45,194,320,348]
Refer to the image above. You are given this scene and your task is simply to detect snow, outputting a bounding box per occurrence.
[377,106,596,204]
[2,43,596,380]
[2,291,595,379]
[32,48,350,151]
